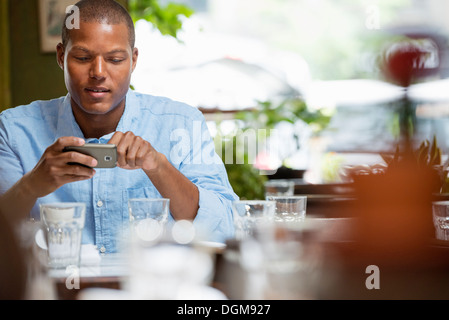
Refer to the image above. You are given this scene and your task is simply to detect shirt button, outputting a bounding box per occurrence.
[96,200,104,207]
[100,246,106,253]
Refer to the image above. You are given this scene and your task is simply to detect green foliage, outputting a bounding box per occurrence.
[214,122,267,200]
[225,162,267,200]
[216,97,332,200]
[417,136,441,167]
[234,97,332,132]
[381,135,441,168]
[220,135,267,200]
[380,135,449,193]
[128,0,194,39]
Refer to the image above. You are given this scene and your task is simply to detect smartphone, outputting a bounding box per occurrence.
[63,144,117,168]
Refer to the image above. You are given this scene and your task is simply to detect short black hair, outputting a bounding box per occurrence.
[61,0,135,49]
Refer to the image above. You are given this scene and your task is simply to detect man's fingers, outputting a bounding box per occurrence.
[107,131,123,146]
[135,143,151,168]
[65,163,96,177]
[108,131,157,170]
[125,136,144,168]
[115,132,135,167]
[52,136,85,152]
[58,172,96,185]
[64,150,98,168]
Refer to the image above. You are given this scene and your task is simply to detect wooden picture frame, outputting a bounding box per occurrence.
[38,0,75,52]
[0,0,11,110]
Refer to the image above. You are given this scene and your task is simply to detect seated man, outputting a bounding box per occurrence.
[0,0,238,253]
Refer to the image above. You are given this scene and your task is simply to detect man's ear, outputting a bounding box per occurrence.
[56,43,65,70]
[131,47,139,72]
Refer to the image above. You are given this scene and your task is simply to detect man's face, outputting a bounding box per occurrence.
[57,21,138,115]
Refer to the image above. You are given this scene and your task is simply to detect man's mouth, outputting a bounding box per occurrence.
[85,87,110,93]
[85,87,111,98]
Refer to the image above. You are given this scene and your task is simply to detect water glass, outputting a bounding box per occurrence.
[128,198,170,244]
[264,179,295,198]
[239,222,325,299]
[432,201,449,240]
[232,200,276,240]
[266,195,307,223]
[40,202,86,269]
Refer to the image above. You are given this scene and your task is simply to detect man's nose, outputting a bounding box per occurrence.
[89,57,106,80]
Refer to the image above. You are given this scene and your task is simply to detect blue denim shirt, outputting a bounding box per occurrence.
[0,90,238,252]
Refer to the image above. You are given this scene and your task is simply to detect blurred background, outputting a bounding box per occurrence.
[2,0,449,199]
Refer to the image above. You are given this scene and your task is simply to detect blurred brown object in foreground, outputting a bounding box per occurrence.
[0,211,27,299]
[352,156,437,263]
[318,154,449,299]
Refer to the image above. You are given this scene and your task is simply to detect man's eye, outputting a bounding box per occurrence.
[110,58,125,63]
[75,57,90,62]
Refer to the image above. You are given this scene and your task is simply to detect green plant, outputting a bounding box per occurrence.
[379,135,449,193]
[381,135,441,169]
[216,97,332,200]
[128,0,194,39]
[234,97,332,132]
[220,135,267,200]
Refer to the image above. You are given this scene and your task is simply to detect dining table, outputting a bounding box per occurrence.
[41,218,449,301]
[48,252,126,300]
[43,227,327,300]
[32,180,449,301]
[45,240,236,300]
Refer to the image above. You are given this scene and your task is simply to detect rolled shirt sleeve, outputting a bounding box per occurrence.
[175,109,238,243]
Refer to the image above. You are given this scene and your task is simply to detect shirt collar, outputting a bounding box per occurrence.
[56,89,138,142]
[115,89,138,133]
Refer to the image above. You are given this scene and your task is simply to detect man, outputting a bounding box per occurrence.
[0,0,238,253]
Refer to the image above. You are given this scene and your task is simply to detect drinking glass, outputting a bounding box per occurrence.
[232,200,276,240]
[266,195,307,223]
[432,201,449,240]
[40,202,86,269]
[128,198,170,244]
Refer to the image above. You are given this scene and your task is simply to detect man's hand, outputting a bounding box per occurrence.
[108,131,161,171]
[108,131,199,221]
[26,137,97,198]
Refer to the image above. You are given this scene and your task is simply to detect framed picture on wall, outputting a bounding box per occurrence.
[38,0,76,53]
